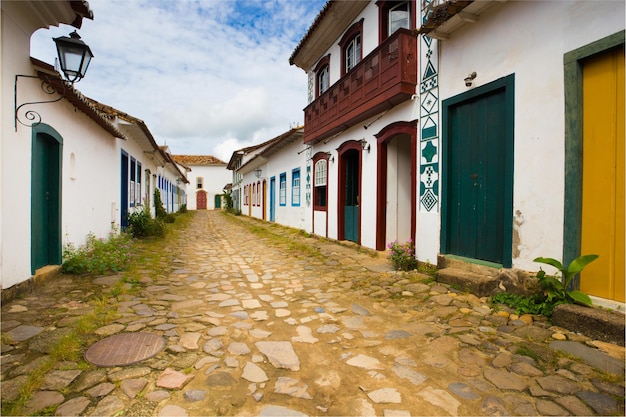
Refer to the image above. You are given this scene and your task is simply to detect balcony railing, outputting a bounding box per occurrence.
[303,29,418,144]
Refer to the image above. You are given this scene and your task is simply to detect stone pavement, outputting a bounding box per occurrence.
[1,210,625,416]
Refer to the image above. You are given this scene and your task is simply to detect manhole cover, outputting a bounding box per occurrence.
[85,332,165,367]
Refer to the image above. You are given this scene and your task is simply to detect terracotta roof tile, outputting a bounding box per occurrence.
[172,155,227,166]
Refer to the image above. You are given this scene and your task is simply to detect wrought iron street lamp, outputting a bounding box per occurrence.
[14,31,94,130]
[53,31,94,83]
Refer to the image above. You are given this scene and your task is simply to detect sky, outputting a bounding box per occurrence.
[30,0,327,162]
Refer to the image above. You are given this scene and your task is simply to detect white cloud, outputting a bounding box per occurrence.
[30,0,323,158]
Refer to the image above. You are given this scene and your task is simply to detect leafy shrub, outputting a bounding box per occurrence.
[178,204,187,213]
[154,189,167,219]
[491,292,555,316]
[490,254,598,317]
[127,206,165,238]
[387,239,418,271]
[164,213,176,223]
[535,254,598,307]
[62,230,133,274]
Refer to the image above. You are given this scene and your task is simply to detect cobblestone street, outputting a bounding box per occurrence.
[2,210,625,416]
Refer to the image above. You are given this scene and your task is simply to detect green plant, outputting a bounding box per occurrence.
[178,204,187,213]
[62,230,134,274]
[387,239,418,271]
[164,213,176,223]
[127,206,165,238]
[154,188,167,219]
[534,254,598,307]
[491,292,554,316]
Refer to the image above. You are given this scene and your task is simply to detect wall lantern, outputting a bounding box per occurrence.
[53,31,94,83]
[360,139,371,153]
[15,31,94,130]
[326,151,334,163]
[254,168,262,178]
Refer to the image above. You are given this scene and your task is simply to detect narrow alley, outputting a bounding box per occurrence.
[1,211,624,416]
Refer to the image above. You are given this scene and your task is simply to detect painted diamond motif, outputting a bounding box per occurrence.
[421,189,437,212]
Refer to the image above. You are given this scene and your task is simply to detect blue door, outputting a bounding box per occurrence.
[343,150,359,242]
[120,151,129,228]
[269,177,276,222]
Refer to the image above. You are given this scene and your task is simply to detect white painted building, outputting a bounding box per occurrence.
[172,155,230,210]
[1,0,187,296]
[232,0,624,303]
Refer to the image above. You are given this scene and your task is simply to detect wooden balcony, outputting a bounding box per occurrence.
[303,29,418,145]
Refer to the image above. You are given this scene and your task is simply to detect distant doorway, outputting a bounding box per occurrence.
[197,190,207,209]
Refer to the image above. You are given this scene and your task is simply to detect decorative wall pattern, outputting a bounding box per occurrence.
[419,1,440,212]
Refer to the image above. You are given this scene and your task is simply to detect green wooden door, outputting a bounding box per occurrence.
[31,131,62,273]
[344,150,359,242]
[444,83,511,265]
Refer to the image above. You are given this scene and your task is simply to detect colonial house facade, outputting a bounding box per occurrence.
[172,155,230,210]
[229,0,624,304]
[1,0,187,297]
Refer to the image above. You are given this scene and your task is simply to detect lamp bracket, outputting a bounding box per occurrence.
[14,74,66,131]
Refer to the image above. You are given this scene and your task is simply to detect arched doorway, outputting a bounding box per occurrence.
[338,141,362,243]
[196,190,207,209]
[375,121,417,251]
[31,124,62,273]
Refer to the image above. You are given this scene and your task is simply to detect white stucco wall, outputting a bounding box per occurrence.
[186,164,230,210]
[266,140,310,231]
[437,0,625,271]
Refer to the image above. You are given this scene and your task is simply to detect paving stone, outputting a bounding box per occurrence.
[550,340,625,375]
[145,390,171,401]
[54,396,90,416]
[6,325,43,342]
[255,341,300,371]
[368,387,401,404]
[346,354,384,370]
[483,368,527,391]
[242,361,269,383]
[24,391,65,415]
[29,328,73,353]
[180,332,201,350]
[206,371,237,387]
[448,381,479,400]
[384,330,412,339]
[316,324,340,334]
[89,395,125,416]
[183,390,207,402]
[228,341,251,355]
[292,326,319,343]
[392,364,428,385]
[158,404,189,417]
[481,395,508,416]
[157,368,192,389]
[203,338,224,353]
[536,375,580,394]
[1,375,29,401]
[416,386,459,414]
[555,395,594,416]
[41,369,82,390]
[274,376,313,399]
[535,399,569,416]
[575,390,619,415]
[351,303,370,316]
[86,382,116,398]
[510,361,544,376]
[120,378,147,399]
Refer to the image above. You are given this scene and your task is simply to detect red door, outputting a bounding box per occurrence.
[196,190,207,209]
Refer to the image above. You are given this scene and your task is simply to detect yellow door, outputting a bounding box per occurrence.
[580,46,625,302]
